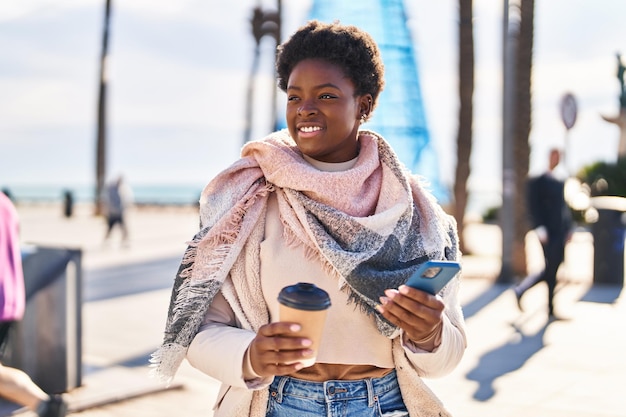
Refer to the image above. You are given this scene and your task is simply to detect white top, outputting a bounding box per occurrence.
[260,190,394,368]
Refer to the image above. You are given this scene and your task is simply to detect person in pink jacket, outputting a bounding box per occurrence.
[0,192,67,417]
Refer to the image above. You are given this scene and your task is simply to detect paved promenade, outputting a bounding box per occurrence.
[2,203,625,417]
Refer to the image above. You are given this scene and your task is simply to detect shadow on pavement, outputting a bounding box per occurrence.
[83,351,155,377]
[461,283,509,320]
[116,352,154,369]
[579,284,623,304]
[465,321,549,401]
[84,256,180,302]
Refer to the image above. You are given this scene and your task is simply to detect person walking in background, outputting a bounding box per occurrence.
[102,175,133,245]
[0,192,67,417]
[514,148,573,319]
[152,20,466,417]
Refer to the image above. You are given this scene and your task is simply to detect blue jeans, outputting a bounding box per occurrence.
[266,370,408,417]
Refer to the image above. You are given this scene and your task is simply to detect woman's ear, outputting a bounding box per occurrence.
[359,94,373,121]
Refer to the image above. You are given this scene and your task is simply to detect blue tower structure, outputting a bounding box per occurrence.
[306,0,448,203]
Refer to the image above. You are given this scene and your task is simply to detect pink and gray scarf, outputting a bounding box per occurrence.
[151,129,458,383]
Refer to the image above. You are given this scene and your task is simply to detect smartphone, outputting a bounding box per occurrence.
[405,260,461,295]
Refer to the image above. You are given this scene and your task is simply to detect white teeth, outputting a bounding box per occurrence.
[300,126,321,133]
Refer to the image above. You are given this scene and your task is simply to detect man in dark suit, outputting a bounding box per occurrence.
[514,148,573,319]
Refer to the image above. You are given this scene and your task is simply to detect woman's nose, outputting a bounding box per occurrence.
[297,101,317,116]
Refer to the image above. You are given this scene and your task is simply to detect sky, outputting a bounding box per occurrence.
[1,0,626,214]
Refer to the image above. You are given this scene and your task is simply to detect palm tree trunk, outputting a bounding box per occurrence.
[512,0,534,276]
[95,0,111,215]
[453,0,475,254]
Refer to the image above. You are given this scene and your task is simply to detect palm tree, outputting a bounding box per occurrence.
[511,0,534,276]
[453,0,475,254]
[95,0,112,215]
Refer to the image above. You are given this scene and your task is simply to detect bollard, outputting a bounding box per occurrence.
[590,196,626,286]
[5,246,82,394]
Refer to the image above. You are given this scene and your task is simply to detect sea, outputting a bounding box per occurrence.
[2,182,502,218]
[2,183,205,207]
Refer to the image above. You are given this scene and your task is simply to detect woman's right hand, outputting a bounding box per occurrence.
[248,322,314,377]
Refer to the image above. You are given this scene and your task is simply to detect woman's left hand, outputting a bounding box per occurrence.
[376,285,444,349]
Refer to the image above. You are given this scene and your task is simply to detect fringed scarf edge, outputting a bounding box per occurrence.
[150,179,273,384]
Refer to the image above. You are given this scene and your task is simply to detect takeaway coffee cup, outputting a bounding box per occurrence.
[277,282,331,367]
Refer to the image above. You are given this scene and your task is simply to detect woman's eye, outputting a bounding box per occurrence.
[319,94,335,99]
[287,96,300,102]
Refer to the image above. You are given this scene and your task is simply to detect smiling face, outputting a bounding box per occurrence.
[286,58,372,163]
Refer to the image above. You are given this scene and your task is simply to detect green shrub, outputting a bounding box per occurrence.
[482,206,499,223]
[576,157,626,197]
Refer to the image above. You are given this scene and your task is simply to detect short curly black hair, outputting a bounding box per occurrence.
[276,20,385,113]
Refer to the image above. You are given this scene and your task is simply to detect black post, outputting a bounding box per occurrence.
[243,3,281,144]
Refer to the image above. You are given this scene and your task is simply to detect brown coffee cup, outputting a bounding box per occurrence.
[277,282,331,367]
